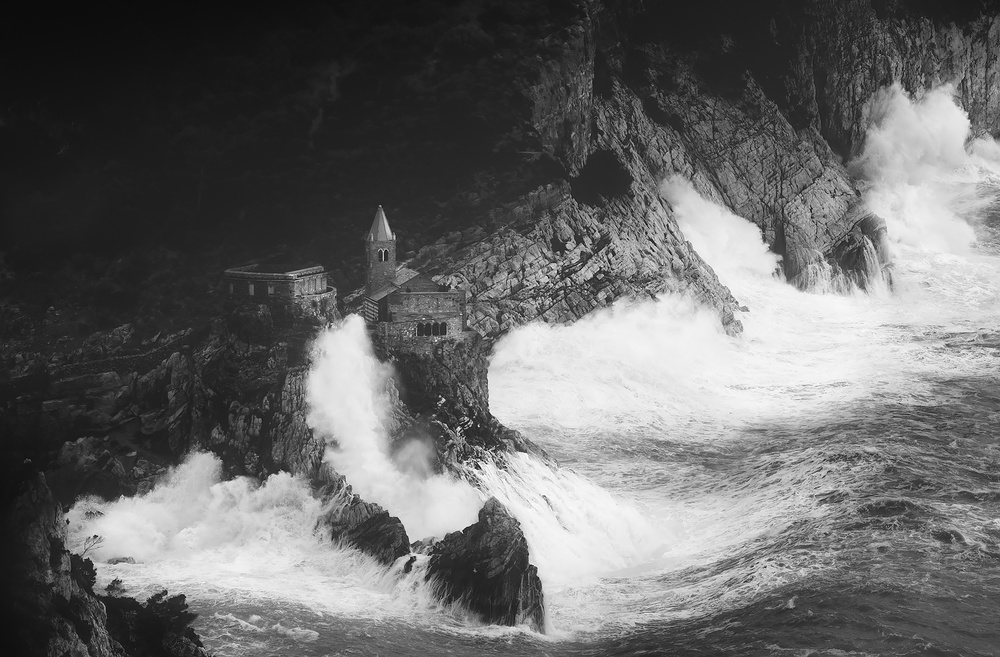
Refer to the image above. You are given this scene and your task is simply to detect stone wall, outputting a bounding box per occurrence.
[370,318,469,354]
[224,274,328,300]
[388,291,465,320]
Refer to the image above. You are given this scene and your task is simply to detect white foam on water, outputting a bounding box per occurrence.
[66,453,442,625]
[64,85,1000,652]
[488,84,1000,634]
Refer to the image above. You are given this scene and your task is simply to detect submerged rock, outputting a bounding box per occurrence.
[426,497,545,632]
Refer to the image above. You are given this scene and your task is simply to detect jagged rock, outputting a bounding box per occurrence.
[47,436,137,506]
[1,470,208,657]
[107,556,136,565]
[101,591,208,657]
[385,334,548,465]
[828,203,893,290]
[315,472,411,566]
[426,497,545,632]
[787,2,1000,158]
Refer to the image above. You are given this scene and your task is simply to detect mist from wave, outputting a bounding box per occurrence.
[488,83,1000,640]
[64,84,1000,656]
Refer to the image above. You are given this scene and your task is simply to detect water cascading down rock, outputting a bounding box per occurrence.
[425,497,545,632]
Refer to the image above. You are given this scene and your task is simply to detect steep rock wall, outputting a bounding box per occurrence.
[410,0,999,327]
[798,1,1000,158]
[2,471,208,657]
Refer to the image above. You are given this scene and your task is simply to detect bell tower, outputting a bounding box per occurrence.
[365,205,396,295]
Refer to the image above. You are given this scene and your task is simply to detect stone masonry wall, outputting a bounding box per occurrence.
[389,291,464,318]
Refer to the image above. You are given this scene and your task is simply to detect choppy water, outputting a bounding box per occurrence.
[69,86,1000,656]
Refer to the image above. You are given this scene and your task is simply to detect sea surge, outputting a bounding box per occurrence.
[68,85,1000,655]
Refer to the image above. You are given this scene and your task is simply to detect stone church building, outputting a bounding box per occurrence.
[362,206,468,345]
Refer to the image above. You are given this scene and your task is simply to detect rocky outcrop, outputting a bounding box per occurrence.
[315,467,410,566]
[792,1,1000,158]
[1,330,208,459]
[6,1,999,640]
[401,0,1000,319]
[383,333,544,467]
[426,497,545,632]
[2,470,207,657]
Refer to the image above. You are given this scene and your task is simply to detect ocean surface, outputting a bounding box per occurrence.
[69,86,1000,656]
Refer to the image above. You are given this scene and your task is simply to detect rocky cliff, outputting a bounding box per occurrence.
[2,304,548,631]
[403,1,1000,329]
[426,498,546,633]
[2,469,208,657]
[4,0,1000,645]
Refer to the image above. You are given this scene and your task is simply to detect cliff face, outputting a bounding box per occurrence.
[796,1,1000,158]
[8,1,998,339]
[405,1,1000,330]
[2,471,208,657]
[4,0,1000,639]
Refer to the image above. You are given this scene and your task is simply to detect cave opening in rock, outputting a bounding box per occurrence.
[570,150,633,206]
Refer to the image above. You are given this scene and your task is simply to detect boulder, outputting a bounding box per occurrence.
[315,472,410,566]
[426,497,545,632]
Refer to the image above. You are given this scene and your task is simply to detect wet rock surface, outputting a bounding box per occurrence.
[315,467,411,566]
[426,497,545,632]
[3,0,999,643]
[382,333,547,468]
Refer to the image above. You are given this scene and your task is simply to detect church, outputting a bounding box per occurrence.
[362,206,469,344]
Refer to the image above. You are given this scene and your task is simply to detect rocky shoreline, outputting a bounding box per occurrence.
[3,1,1000,654]
[3,298,551,646]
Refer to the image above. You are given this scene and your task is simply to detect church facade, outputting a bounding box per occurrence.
[362,206,468,346]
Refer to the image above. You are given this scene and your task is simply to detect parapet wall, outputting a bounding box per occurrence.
[225,276,329,300]
[223,265,328,301]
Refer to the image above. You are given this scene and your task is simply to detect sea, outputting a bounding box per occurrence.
[68,85,1000,656]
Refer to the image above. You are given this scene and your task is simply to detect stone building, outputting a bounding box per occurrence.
[362,206,469,347]
[223,262,337,317]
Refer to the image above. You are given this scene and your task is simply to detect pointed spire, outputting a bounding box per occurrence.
[367,205,394,242]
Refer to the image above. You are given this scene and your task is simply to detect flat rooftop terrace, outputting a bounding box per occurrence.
[224,263,325,278]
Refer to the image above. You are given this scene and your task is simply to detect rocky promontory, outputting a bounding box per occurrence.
[426,497,545,633]
[4,0,1000,649]
[2,299,550,633]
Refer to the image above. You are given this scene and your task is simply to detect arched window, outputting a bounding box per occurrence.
[416,324,425,336]
[377,248,389,262]
[440,322,448,336]
[432,323,440,336]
